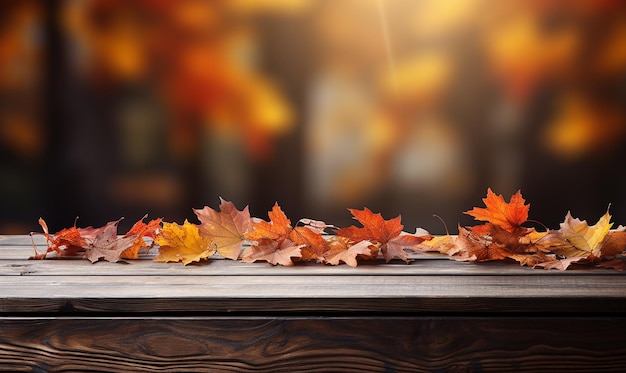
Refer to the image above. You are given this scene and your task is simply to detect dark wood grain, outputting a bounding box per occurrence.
[4,297,626,316]
[1,317,625,372]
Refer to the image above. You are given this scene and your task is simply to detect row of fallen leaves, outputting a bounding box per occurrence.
[30,189,626,270]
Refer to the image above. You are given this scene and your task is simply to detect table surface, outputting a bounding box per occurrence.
[2,234,625,315]
[2,235,626,372]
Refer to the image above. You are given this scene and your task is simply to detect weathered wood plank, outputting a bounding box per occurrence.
[2,274,626,298]
[1,317,625,372]
[0,246,446,261]
[2,274,626,314]
[0,235,45,246]
[1,256,624,276]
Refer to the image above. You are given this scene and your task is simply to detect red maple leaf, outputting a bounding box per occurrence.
[336,208,431,263]
[31,218,87,259]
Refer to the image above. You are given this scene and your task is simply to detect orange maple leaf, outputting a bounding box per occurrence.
[336,208,431,263]
[244,202,292,242]
[289,219,333,261]
[33,217,153,263]
[120,215,162,259]
[242,203,332,264]
[194,198,252,260]
[31,218,87,259]
[452,226,511,262]
[465,188,529,233]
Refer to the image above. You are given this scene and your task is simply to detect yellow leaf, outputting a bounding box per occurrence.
[559,210,612,256]
[154,221,215,265]
[418,234,458,255]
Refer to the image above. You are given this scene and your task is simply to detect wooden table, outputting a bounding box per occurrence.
[1,235,626,372]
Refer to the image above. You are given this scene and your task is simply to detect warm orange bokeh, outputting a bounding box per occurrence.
[1,0,626,234]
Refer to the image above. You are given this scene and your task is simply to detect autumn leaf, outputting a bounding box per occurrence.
[535,256,588,271]
[244,202,292,242]
[194,198,252,260]
[597,258,626,271]
[506,252,552,267]
[418,225,550,266]
[297,218,336,234]
[336,208,431,263]
[84,219,138,263]
[323,238,374,267]
[31,217,162,263]
[125,215,162,239]
[555,210,612,258]
[289,220,333,261]
[452,226,511,262]
[241,203,332,264]
[31,218,87,259]
[120,215,162,259]
[241,203,312,265]
[465,188,529,233]
[599,230,626,258]
[418,234,459,255]
[240,238,303,266]
[154,220,215,265]
[386,233,432,263]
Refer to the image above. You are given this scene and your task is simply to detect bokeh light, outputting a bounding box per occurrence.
[1,0,626,234]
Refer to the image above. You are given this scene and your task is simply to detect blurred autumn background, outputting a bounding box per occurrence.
[1,0,626,234]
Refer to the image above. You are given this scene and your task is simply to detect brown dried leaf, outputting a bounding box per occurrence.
[323,237,375,267]
[240,238,303,266]
[85,220,138,263]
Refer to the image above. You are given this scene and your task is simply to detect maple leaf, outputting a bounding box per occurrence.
[554,210,612,258]
[244,202,292,242]
[418,233,461,256]
[535,256,588,271]
[154,220,215,265]
[336,208,431,263]
[465,188,529,233]
[289,220,333,261]
[323,238,374,267]
[241,203,321,265]
[120,215,162,259]
[84,219,138,263]
[240,238,303,266]
[451,226,511,262]
[194,198,252,260]
[31,218,87,259]
[419,226,550,266]
[31,218,139,261]
[506,252,552,267]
